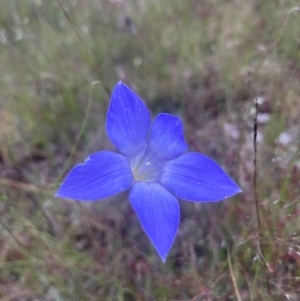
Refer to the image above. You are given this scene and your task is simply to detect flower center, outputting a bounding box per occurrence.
[131,154,161,182]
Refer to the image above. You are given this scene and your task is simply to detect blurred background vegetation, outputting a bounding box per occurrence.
[0,0,300,300]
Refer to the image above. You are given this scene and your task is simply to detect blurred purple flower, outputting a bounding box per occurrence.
[55,82,241,262]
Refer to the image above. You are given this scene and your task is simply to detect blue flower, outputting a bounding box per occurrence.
[55,81,242,262]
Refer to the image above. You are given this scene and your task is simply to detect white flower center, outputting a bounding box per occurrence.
[131,151,161,182]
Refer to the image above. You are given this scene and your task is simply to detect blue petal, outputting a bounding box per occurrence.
[55,151,134,201]
[129,182,180,262]
[159,152,242,202]
[143,113,188,163]
[106,82,151,158]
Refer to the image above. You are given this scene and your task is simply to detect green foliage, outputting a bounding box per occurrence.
[1,0,300,300]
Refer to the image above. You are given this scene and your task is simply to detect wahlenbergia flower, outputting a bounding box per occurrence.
[55,81,242,262]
